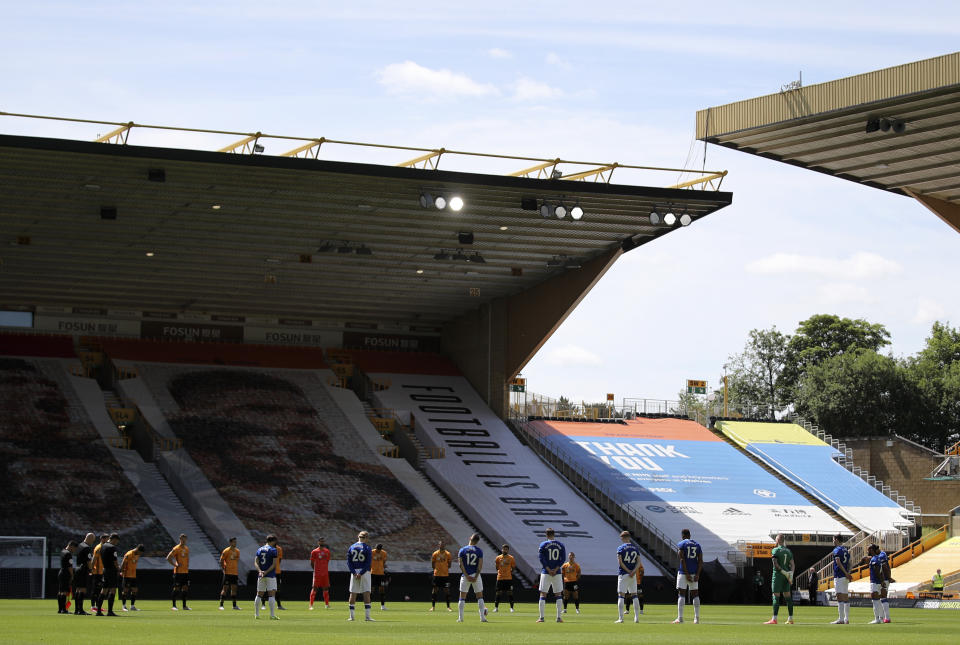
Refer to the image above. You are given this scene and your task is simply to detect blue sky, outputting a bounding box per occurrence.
[3,1,960,401]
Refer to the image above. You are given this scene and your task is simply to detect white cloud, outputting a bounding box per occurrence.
[487,47,512,59]
[542,344,603,368]
[376,61,499,98]
[745,251,902,280]
[512,77,564,101]
[912,298,947,325]
[545,51,571,69]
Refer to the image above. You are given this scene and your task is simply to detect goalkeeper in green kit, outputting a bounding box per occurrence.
[765,534,795,624]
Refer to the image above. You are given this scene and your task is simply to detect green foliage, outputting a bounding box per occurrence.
[793,349,911,438]
[723,327,788,418]
[781,314,890,398]
[901,322,960,450]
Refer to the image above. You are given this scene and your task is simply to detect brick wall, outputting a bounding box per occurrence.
[843,437,960,515]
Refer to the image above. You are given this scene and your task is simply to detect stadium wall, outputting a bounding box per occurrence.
[842,437,960,515]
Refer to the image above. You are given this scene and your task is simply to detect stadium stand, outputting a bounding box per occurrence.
[370,372,665,579]
[718,421,915,532]
[0,356,170,555]
[118,361,457,564]
[521,416,848,572]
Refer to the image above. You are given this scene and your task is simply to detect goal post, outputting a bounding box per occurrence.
[0,536,47,598]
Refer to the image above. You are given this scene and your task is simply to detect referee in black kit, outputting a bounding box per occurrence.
[57,540,78,614]
[97,534,121,616]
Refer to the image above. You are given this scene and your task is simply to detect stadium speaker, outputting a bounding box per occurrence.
[620,236,637,253]
[147,168,166,182]
[100,206,117,220]
[458,231,474,245]
[520,197,538,211]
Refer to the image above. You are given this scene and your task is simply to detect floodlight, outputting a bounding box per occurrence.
[679,213,692,226]
[449,196,464,211]
[892,120,906,134]
[337,245,353,254]
[555,205,567,219]
[540,203,552,218]
[419,192,432,208]
[355,245,373,255]
[664,212,677,226]
[649,211,661,225]
[434,195,447,210]
[468,253,486,263]
[879,118,891,132]
[433,250,450,260]
[570,205,584,220]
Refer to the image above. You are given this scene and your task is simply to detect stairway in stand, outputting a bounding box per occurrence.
[137,462,220,555]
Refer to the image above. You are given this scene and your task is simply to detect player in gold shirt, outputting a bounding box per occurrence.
[372,543,389,610]
[430,540,453,612]
[274,542,286,610]
[562,552,582,614]
[90,534,108,614]
[166,533,191,611]
[219,537,241,610]
[119,544,144,611]
[494,544,516,613]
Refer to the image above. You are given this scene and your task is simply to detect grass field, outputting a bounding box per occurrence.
[2,600,955,645]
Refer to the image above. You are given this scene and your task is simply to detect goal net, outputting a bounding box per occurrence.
[0,536,47,598]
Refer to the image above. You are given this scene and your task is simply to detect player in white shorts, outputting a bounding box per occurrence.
[456,534,488,622]
[347,531,374,621]
[615,531,641,623]
[536,528,566,623]
[253,535,280,620]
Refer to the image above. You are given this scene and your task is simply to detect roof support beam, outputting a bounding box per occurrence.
[281,138,326,158]
[509,159,561,179]
[95,122,134,144]
[397,149,444,169]
[906,189,960,234]
[666,171,728,190]
[562,163,618,183]
[218,133,262,154]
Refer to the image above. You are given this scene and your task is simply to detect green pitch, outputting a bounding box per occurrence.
[1,600,954,645]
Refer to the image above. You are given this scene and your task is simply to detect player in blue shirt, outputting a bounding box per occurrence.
[876,548,892,622]
[536,528,567,623]
[253,535,279,620]
[456,533,488,623]
[347,531,374,622]
[830,534,852,624]
[615,531,642,624]
[867,544,893,624]
[674,528,703,624]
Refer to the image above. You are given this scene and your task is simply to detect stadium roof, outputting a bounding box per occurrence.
[696,51,960,232]
[0,132,732,327]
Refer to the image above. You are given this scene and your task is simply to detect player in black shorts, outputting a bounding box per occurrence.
[97,534,121,616]
[57,541,78,614]
[73,532,96,615]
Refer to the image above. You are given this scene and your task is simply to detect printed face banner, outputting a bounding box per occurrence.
[532,419,847,548]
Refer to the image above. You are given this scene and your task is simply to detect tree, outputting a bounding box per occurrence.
[781,314,890,398]
[793,348,915,438]
[902,322,960,450]
[723,327,788,418]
